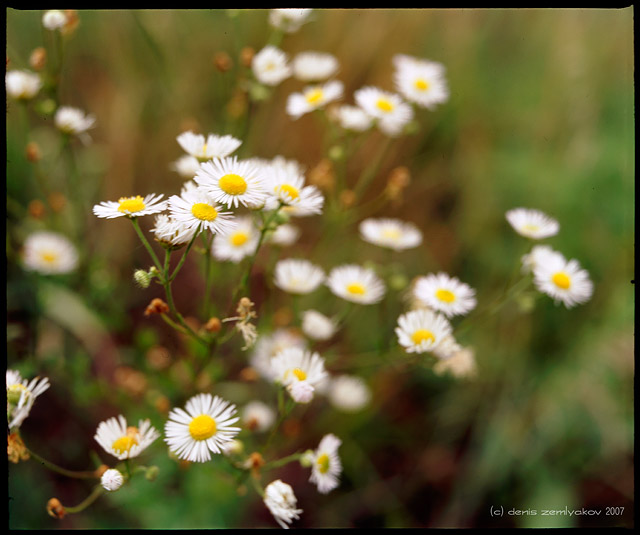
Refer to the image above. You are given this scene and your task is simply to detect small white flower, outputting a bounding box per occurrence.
[164,393,241,463]
[176,131,242,162]
[521,245,565,274]
[250,329,307,381]
[54,106,96,136]
[94,415,160,460]
[171,155,201,178]
[359,218,423,251]
[393,54,449,110]
[269,8,313,33]
[6,370,50,429]
[252,45,292,86]
[195,156,267,209]
[505,208,560,240]
[42,10,67,30]
[93,193,167,219]
[331,104,373,132]
[354,86,414,136]
[433,346,477,378]
[151,213,198,248]
[274,259,326,295]
[168,187,236,235]
[271,347,328,404]
[327,375,371,413]
[532,252,593,308]
[22,231,78,275]
[264,479,303,529]
[309,434,342,494]
[413,273,477,318]
[5,70,42,100]
[263,158,324,217]
[327,264,386,305]
[287,80,344,119]
[242,401,276,432]
[212,215,259,263]
[292,51,339,82]
[430,334,463,360]
[268,224,300,247]
[101,469,124,492]
[301,310,338,341]
[395,308,453,354]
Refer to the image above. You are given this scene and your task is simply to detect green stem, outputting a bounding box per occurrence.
[131,217,163,271]
[169,228,200,281]
[63,484,105,514]
[352,136,393,201]
[263,452,303,471]
[26,446,97,480]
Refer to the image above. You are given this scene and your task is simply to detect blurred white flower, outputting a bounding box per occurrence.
[274,259,326,295]
[271,347,328,404]
[22,231,78,275]
[151,213,198,248]
[269,8,313,33]
[212,215,259,263]
[93,194,167,219]
[54,106,96,137]
[331,104,373,132]
[5,70,42,100]
[309,434,342,494]
[327,264,386,305]
[242,401,276,432]
[6,370,50,429]
[413,272,477,318]
[393,54,449,110]
[532,251,593,308]
[250,328,307,381]
[176,131,241,162]
[395,308,453,354]
[264,479,303,529]
[287,80,344,119]
[171,155,201,178]
[521,244,565,274]
[354,86,414,136]
[268,224,300,247]
[252,45,292,86]
[94,415,160,460]
[292,51,339,82]
[433,346,477,378]
[301,310,338,341]
[505,207,560,240]
[359,218,423,251]
[327,375,371,412]
[42,10,67,30]
[263,158,324,217]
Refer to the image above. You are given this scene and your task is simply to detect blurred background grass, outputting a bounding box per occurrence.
[6,8,634,529]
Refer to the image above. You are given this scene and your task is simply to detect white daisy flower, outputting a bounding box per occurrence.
[331,104,373,132]
[505,208,560,240]
[6,370,50,429]
[430,334,463,360]
[242,400,276,432]
[171,155,201,178]
[327,264,386,305]
[270,347,328,404]
[287,80,344,119]
[176,131,242,162]
[22,231,78,275]
[327,375,371,413]
[301,310,338,341]
[292,51,339,82]
[264,479,303,529]
[195,156,267,209]
[94,415,160,460]
[164,393,241,463]
[359,218,423,251]
[521,244,565,274]
[211,215,259,263]
[268,8,313,33]
[395,308,453,354]
[354,86,414,136]
[252,45,292,87]
[309,434,342,494]
[250,328,307,381]
[101,469,124,492]
[167,187,236,235]
[413,272,477,318]
[93,193,167,219]
[532,252,593,308]
[393,54,449,110]
[151,213,198,248]
[5,70,42,100]
[54,106,96,136]
[274,259,326,295]
[263,158,324,217]
[268,223,300,247]
[433,346,477,378]
[42,10,67,30]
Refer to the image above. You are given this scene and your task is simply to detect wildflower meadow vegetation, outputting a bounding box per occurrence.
[6,8,634,529]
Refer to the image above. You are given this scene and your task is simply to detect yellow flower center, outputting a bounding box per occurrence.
[411,329,435,345]
[381,228,401,240]
[305,88,324,105]
[552,271,571,290]
[277,184,300,200]
[117,196,146,213]
[522,223,540,233]
[414,78,430,91]
[111,435,138,455]
[195,143,211,162]
[376,98,394,113]
[291,368,307,381]
[40,251,59,264]
[435,289,456,303]
[191,203,218,221]
[219,173,248,196]
[230,232,249,247]
[316,453,330,474]
[7,384,29,405]
[189,414,217,441]
[346,282,366,295]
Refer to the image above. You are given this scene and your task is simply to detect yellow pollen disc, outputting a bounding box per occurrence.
[7,384,29,404]
[231,232,249,246]
[189,414,217,441]
[191,203,218,221]
[317,453,330,474]
[112,435,138,454]
[435,289,456,303]
[414,78,430,91]
[523,223,540,233]
[346,283,366,295]
[552,271,571,290]
[41,251,59,264]
[219,173,248,195]
[376,98,394,113]
[382,228,401,240]
[277,184,300,200]
[412,329,435,345]
[305,88,324,105]
[118,196,146,213]
[291,368,307,381]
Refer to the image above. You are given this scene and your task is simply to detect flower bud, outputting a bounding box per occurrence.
[240,46,255,68]
[7,432,30,463]
[133,269,152,289]
[101,468,124,491]
[46,498,66,519]
[214,51,233,73]
[25,142,42,163]
[48,192,67,213]
[299,449,315,468]
[339,189,356,208]
[29,47,47,71]
[144,298,169,316]
[204,317,222,333]
[27,199,46,220]
[145,465,159,482]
